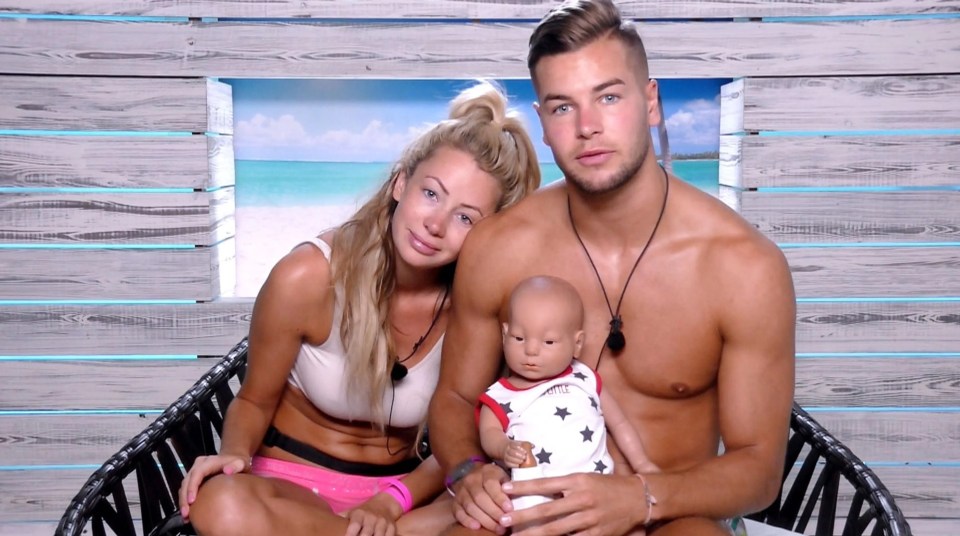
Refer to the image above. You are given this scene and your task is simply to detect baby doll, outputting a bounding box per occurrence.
[476,275,655,513]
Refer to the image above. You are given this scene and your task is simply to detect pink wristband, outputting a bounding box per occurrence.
[382,478,414,513]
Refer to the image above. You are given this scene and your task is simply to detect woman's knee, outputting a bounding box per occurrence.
[189,474,267,536]
[396,500,456,536]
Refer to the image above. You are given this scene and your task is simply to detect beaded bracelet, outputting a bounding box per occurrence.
[382,478,414,513]
[635,473,659,526]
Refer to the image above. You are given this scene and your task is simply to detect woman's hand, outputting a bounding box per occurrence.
[342,493,404,536]
[178,453,250,520]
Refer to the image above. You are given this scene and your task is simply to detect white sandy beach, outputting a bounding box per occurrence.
[234,203,361,297]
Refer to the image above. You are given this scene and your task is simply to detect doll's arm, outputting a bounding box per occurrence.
[600,389,658,473]
[478,405,530,468]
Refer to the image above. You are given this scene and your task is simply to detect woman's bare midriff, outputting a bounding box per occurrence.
[258,384,420,468]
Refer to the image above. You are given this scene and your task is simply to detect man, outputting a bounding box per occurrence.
[427,1,796,534]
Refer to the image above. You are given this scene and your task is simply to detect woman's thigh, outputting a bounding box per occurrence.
[190,473,345,536]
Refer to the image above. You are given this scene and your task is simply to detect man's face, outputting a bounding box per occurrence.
[533,35,660,194]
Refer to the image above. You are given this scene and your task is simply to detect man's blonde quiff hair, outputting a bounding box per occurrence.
[527,0,649,80]
[330,81,541,427]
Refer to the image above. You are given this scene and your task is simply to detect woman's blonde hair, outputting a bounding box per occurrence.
[330,81,541,426]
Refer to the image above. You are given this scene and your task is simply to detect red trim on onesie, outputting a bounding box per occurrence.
[476,392,510,431]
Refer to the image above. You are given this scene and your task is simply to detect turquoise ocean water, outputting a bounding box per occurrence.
[236,159,719,207]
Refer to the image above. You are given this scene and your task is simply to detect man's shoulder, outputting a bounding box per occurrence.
[667,182,789,288]
[674,182,781,259]
[470,184,566,247]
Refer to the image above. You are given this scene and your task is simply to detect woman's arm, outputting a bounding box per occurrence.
[179,242,335,517]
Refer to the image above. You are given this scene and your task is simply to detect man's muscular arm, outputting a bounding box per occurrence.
[501,238,795,536]
[644,239,796,523]
[427,226,513,532]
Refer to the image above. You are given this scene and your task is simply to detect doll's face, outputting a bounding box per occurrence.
[502,291,584,381]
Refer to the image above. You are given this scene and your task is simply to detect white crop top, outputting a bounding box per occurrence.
[287,237,443,428]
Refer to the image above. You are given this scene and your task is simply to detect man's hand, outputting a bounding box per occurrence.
[452,463,512,534]
[501,473,645,536]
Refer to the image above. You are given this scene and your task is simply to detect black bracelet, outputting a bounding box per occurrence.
[444,455,486,495]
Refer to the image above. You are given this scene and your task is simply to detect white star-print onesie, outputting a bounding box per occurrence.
[477,359,614,478]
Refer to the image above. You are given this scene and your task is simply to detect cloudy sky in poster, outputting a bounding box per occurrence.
[227,78,726,163]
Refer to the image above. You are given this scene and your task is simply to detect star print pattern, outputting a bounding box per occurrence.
[479,360,614,480]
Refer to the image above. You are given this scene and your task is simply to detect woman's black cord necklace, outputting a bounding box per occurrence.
[567,164,670,368]
[390,284,449,381]
[386,283,449,455]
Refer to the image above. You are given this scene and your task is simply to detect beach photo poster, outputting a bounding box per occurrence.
[225,78,728,297]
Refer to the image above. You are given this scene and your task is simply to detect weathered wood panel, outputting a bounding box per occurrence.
[1,18,957,79]
[0,522,61,535]
[0,359,216,410]
[1,415,155,466]
[810,411,960,463]
[0,301,251,355]
[733,191,960,244]
[721,76,960,134]
[786,246,960,298]
[0,241,231,300]
[862,466,960,519]
[0,469,140,523]
[0,76,232,133]
[796,301,960,354]
[796,358,960,407]
[0,134,234,189]
[719,135,960,188]
[0,189,234,245]
[3,0,958,19]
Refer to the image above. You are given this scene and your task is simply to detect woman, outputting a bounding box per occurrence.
[177,81,540,536]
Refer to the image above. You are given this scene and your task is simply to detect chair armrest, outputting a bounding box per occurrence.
[747,402,912,536]
[56,338,249,536]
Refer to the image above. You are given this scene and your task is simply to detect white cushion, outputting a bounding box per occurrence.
[742,519,803,535]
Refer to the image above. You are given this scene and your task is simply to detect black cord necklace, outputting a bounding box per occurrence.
[390,284,449,381]
[386,284,449,456]
[567,165,670,365]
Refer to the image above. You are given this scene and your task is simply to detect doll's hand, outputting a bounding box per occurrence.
[501,440,533,468]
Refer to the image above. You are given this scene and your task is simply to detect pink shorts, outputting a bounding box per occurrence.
[250,455,407,514]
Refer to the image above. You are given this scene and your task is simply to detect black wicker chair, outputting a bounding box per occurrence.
[56,338,911,536]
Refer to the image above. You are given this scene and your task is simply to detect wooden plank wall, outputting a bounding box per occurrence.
[0,1,957,534]
[719,73,960,533]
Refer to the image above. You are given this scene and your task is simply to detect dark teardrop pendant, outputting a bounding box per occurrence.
[391,362,408,382]
[606,330,626,352]
[606,316,626,352]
